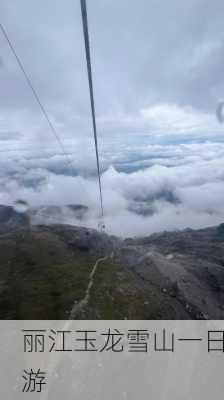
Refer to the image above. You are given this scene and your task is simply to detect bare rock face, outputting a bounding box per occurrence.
[124,223,224,319]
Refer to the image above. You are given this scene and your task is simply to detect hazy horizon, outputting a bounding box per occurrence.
[0,0,224,236]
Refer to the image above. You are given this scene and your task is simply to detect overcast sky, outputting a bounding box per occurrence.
[1,0,224,143]
[0,0,224,236]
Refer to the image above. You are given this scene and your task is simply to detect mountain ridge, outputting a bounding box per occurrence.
[0,204,223,319]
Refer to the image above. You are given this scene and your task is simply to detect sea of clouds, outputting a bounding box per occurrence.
[1,0,224,237]
[1,131,224,237]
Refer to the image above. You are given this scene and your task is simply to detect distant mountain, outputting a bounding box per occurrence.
[0,205,29,231]
[0,203,89,228]
[0,206,223,320]
[128,189,180,216]
[30,204,88,224]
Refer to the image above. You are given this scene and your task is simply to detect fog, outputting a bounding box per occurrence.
[1,1,224,236]
[0,138,224,237]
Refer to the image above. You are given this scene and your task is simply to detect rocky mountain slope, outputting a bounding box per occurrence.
[0,205,224,319]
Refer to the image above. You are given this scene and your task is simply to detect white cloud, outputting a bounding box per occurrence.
[1,140,224,237]
[98,102,224,138]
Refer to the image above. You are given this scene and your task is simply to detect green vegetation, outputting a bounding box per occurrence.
[77,258,180,319]
[0,229,95,319]
[1,222,220,320]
